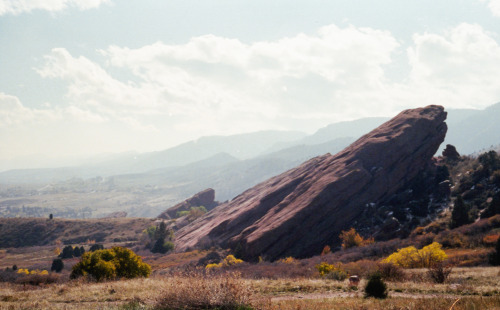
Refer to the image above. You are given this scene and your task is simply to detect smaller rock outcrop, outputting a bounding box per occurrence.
[442,144,460,161]
[158,188,219,219]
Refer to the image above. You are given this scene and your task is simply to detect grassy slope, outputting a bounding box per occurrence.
[0,217,155,248]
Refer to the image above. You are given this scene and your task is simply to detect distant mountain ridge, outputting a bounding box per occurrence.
[1,102,499,218]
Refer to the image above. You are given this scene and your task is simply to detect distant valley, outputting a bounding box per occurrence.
[1,102,499,218]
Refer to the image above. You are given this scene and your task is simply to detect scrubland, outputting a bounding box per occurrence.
[1,255,499,310]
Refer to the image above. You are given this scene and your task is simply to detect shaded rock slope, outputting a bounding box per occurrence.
[175,106,448,260]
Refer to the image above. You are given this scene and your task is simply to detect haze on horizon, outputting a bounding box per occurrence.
[1,0,500,171]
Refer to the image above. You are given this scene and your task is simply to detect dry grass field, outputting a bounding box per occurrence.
[0,267,499,309]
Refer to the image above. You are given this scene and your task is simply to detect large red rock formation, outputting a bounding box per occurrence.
[175,106,447,260]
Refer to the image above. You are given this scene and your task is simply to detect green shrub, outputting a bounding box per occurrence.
[489,238,500,266]
[89,244,104,252]
[325,268,348,281]
[316,262,348,281]
[71,246,151,281]
[151,238,174,254]
[50,258,64,273]
[59,245,74,259]
[364,272,388,299]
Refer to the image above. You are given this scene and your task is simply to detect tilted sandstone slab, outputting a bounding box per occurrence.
[175,105,447,260]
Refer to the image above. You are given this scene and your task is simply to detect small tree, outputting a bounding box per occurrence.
[12,265,17,271]
[451,195,471,228]
[339,228,373,249]
[364,272,388,299]
[60,245,74,259]
[49,214,53,220]
[489,237,500,266]
[51,258,64,273]
[73,246,81,257]
[151,237,175,254]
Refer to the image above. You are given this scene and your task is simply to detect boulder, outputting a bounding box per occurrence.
[442,144,460,161]
[175,106,447,260]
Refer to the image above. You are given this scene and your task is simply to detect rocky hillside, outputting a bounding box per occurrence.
[175,105,448,260]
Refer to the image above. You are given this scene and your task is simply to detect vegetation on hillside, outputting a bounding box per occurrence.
[70,247,151,281]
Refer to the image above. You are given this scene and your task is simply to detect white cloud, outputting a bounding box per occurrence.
[22,22,500,162]
[483,0,500,17]
[408,23,500,108]
[0,0,110,15]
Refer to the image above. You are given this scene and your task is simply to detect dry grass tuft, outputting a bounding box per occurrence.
[155,272,256,310]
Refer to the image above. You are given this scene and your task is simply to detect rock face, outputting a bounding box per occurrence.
[175,106,447,260]
[158,188,218,219]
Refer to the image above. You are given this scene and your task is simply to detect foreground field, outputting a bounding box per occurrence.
[0,267,499,309]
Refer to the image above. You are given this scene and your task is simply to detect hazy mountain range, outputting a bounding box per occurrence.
[1,102,499,217]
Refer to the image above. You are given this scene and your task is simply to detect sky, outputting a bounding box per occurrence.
[1,0,500,170]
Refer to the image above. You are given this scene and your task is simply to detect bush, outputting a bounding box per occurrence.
[383,242,447,268]
[71,246,151,281]
[206,255,244,269]
[377,262,406,282]
[89,244,104,252]
[489,238,500,266]
[51,258,64,273]
[151,238,174,254]
[427,263,452,283]
[155,272,253,310]
[325,268,348,281]
[340,228,374,249]
[315,262,348,281]
[364,272,388,299]
[59,245,74,259]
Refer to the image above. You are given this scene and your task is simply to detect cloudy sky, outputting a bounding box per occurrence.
[1,0,500,170]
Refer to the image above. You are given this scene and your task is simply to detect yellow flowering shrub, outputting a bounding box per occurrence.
[383,242,447,268]
[277,256,297,264]
[315,262,334,276]
[205,255,244,269]
[315,262,348,280]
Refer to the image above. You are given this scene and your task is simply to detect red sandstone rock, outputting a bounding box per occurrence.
[158,188,218,219]
[175,106,447,260]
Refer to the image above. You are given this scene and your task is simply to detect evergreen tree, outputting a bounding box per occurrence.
[89,244,104,252]
[450,195,471,228]
[364,272,388,299]
[151,237,174,254]
[157,221,167,240]
[60,245,74,259]
[489,238,500,266]
[51,258,64,273]
[73,246,81,257]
